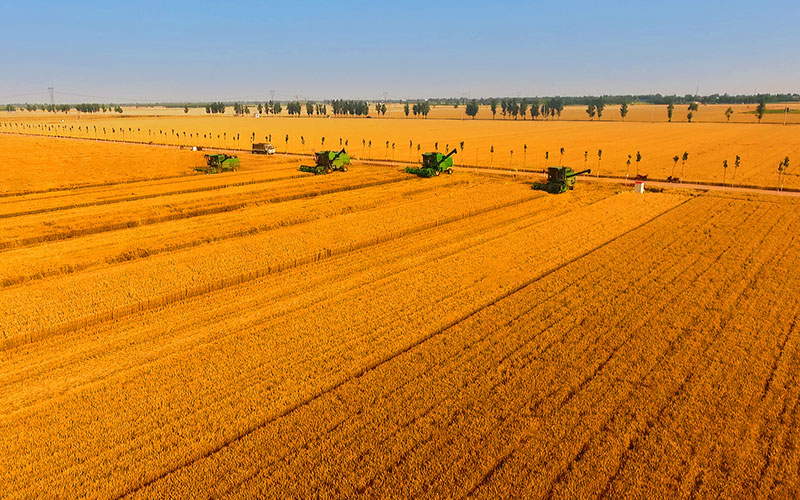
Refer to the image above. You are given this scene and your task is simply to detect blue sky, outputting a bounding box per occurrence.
[1,0,798,102]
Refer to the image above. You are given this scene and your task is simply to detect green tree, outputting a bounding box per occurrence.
[490,145,494,166]
[586,103,596,120]
[755,99,767,123]
[688,102,699,112]
[635,151,642,176]
[722,159,729,185]
[733,155,741,183]
[306,102,314,116]
[595,99,605,119]
[519,99,528,120]
[626,155,632,178]
[671,155,680,178]
[620,102,629,120]
[184,106,189,114]
[687,111,694,123]
[725,107,734,122]
[490,98,498,119]
[465,100,479,119]
[530,102,540,120]
[597,149,603,174]
[559,147,565,165]
[681,152,689,178]
[404,102,410,116]
[667,103,675,122]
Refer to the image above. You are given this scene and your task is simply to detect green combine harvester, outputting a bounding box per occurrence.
[300,149,351,174]
[406,149,457,177]
[195,153,240,174]
[532,166,591,194]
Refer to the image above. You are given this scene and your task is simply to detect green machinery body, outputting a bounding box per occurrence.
[532,167,591,193]
[406,149,457,177]
[300,149,351,174]
[195,153,240,174]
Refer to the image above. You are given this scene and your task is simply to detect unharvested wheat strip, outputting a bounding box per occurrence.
[0,192,684,497]
[0,177,479,287]
[0,192,588,496]
[0,164,303,218]
[468,198,792,493]
[0,186,596,409]
[0,167,412,250]
[0,180,537,345]
[0,156,298,207]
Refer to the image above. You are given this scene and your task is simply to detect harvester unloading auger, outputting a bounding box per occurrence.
[532,166,591,194]
[406,149,457,177]
[300,149,350,174]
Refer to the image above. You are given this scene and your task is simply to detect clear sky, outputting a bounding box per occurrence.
[1,0,798,103]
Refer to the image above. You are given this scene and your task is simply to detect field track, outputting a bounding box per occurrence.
[1,134,799,498]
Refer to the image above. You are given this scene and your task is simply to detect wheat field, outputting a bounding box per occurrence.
[0,133,799,498]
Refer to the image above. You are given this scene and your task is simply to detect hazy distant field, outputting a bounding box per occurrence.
[3,105,798,189]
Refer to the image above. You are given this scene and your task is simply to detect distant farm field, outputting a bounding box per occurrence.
[1,134,799,498]
[2,108,798,190]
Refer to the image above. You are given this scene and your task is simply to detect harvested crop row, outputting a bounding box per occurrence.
[0,177,484,287]
[111,194,800,499]
[169,195,718,499]
[180,194,734,499]
[0,162,302,217]
[0,182,610,411]
[0,189,687,497]
[0,178,541,345]
[475,206,800,500]
[0,166,411,249]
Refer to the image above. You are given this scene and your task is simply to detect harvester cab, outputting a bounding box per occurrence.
[406,149,457,177]
[195,153,240,174]
[299,149,350,174]
[532,166,591,193]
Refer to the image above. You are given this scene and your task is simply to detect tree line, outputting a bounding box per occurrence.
[4,103,123,113]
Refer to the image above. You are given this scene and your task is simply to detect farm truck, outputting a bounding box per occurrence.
[406,149,457,177]
[300,149,351,174]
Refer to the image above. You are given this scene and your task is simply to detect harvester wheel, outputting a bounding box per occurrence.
[434,170,440,176]
[446,168,453,175]
[342,166,348,172]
